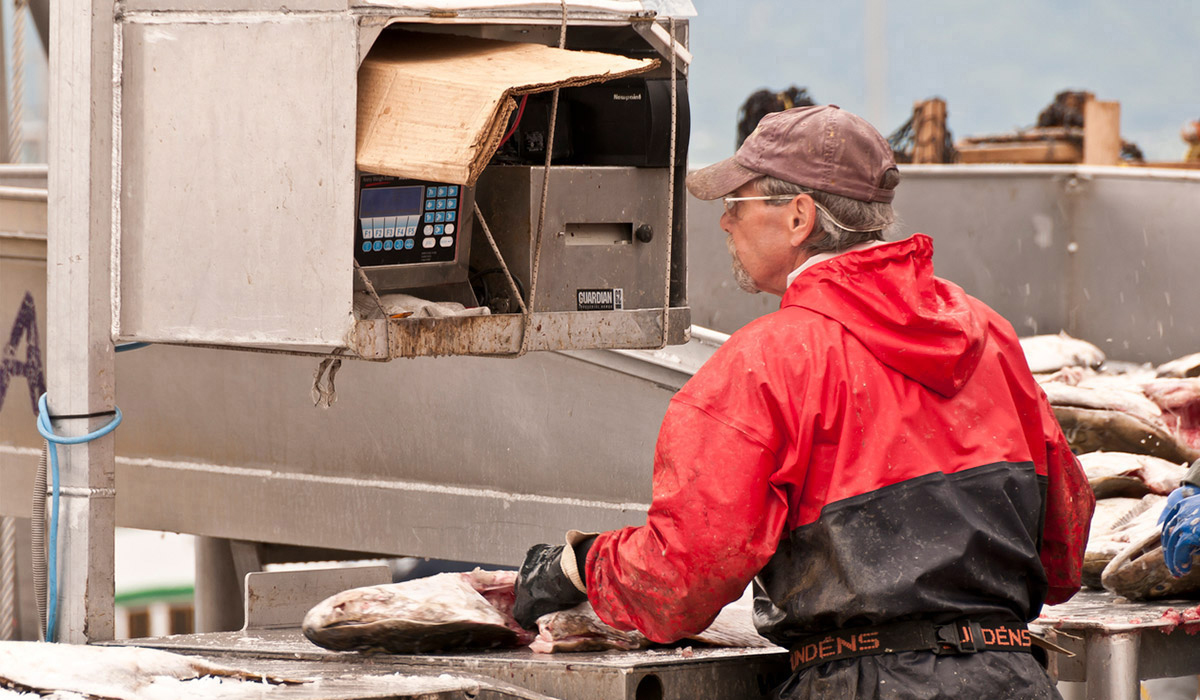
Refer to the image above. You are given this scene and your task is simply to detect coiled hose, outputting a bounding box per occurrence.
[31,440,47,641]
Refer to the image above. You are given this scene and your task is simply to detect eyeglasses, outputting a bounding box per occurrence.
[722,194,798,215]
[722,192,893,233]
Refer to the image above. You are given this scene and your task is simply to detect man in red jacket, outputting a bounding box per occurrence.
[513,105,1094,699]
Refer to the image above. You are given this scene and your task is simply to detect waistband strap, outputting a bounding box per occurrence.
[789,619,1031,672]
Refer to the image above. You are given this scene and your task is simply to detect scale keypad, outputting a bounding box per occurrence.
[356,181,461,266]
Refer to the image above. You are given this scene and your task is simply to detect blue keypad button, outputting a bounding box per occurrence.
[437,186,448,197]
[434,211,445,223]
[434,224,444,235]
[383,240,393,251]
[361,242,371,252]
[446,197,458,210]
[373,241,383,252]
[446,210,456,222]
[447,185,459,196]
[423,212,435,223]
[426,198,436,212]
[426,186,438,197]
[405,239,414,249]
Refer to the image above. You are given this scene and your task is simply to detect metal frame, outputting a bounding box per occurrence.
[46,0,118,641]
[1036,589,1200,699]
[37,0,692,643]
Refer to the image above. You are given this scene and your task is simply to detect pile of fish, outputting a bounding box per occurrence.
[1025,333,1200,600]
[302,569,775,654]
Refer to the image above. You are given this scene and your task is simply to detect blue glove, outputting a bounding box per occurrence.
[1159,484,1200,577]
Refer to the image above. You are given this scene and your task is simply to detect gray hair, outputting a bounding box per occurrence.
[756,174,900,255]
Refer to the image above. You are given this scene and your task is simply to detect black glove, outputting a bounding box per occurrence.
[512,532,598,630]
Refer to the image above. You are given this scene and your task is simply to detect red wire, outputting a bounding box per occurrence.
[498,94,529,150]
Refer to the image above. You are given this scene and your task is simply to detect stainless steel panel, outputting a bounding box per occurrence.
[686,166,1200,365]
[1071,171,1200,362]
[118,16,357,348]
[243,566,390,630]
[350,308,690,358]
[122,0,347,12]
[473,166,673,313]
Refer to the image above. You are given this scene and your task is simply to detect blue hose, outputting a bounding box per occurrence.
[35,393,122,642]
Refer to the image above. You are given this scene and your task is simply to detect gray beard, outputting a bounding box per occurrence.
[727,235,761,294]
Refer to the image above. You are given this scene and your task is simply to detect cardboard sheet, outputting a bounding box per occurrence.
[356,31,660,185]
[359,1,645,10]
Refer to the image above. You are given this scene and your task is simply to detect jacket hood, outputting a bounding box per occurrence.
[781,234,987,398]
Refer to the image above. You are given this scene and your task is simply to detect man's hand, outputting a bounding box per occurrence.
[512,531,598,630]
[512,543,587,630]
[1159,484,1200,577]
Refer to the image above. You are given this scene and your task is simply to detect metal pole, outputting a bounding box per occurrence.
[864,0,887,129]
[46,0,117,642]
[194,537,247,634]
[1084,632,1141,700]
[0,0,11,160]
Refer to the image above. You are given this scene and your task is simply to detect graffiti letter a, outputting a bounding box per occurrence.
[0,292,46,414]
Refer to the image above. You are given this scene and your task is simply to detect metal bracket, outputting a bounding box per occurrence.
[631,20,691,70]
[242,564,390,631]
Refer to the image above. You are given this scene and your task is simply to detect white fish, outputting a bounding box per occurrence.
[1020,332,1106,374]
[1156,351,1200,379]
[1040,382,1164,428]
[528,596,774,653]
[1082,494,1165,589]
[303,569,533,653]
[1102,528,1200,600]
[1077,451,1186,497]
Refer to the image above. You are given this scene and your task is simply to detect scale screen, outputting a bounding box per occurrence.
[356,177,463,267]
[360,186,423,219]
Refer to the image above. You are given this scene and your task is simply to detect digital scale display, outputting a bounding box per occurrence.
[356,177,463,267]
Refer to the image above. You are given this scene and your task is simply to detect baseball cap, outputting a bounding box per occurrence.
[687,105,899,203]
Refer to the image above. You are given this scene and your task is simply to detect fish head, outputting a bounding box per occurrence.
[1101,529,1200,600]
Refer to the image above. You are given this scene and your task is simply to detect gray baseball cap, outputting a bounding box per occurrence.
[687,105,899,203]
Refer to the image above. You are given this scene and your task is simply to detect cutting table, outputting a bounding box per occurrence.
[114,629,790,700]
[95,566,792,700]
[100,568,1200,700]
[1035,589,1200,700]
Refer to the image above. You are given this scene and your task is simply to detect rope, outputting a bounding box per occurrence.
[473,202,528,316]
[353,259,390,321]
[660,16,677,349]
[0,518,15,640]
[32,441,46,640]
[35,393,123,642]
[519,0,569,356]
[8,0,26,162]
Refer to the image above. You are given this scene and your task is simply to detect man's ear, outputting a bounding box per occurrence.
[787,194,817,247]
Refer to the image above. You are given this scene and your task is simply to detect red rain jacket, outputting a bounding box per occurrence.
[585,234,1093,653]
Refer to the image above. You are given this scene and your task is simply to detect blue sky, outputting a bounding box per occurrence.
[687,0,1200,165]
[6,1,1197,166]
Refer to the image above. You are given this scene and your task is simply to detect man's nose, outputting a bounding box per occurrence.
[720,210,734,234]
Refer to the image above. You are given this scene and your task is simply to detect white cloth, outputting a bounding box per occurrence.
[786,240,890,290]
[354,292,491,319]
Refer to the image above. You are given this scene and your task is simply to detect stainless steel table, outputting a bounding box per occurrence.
[1035,589,1200,700]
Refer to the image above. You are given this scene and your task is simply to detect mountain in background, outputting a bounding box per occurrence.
[687,0,1199,166]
